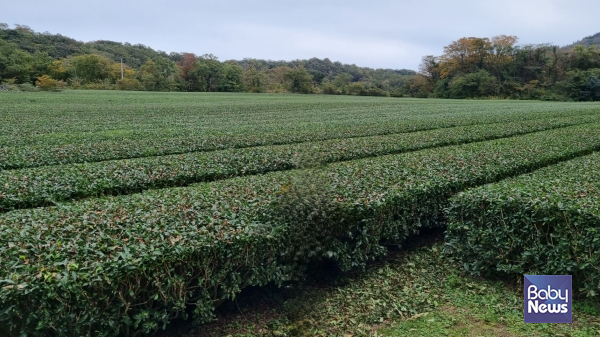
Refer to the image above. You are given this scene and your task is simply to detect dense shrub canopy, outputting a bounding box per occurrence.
[1,92,600,335]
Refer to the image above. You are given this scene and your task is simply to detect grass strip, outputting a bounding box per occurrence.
[183,242,599,337]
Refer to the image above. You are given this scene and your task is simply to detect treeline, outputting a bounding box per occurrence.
[0,24,415,95]
[4,23,599,101]
[404,35,600,101]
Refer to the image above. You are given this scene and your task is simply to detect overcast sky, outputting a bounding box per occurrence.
[2,0,598,70]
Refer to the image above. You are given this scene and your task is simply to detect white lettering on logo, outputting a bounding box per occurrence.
[527,285,569,303]
[528,285,538,300]
[547,303,561,313]
[528,300,539,313]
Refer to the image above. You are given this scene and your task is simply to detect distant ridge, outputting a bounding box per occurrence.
[0,23,415,94]
[563,32,600,50]
[0,23,415,74]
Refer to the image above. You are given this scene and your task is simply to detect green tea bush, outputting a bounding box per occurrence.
[2,101,598,169]
[445,152,600,297]
[1,115,596,212]
[0,184,284,337]
[4,124,600,336]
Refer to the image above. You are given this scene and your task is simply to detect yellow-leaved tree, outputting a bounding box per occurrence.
[35,75,65,91]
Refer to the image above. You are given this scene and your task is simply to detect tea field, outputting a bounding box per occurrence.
[1,91,599,336]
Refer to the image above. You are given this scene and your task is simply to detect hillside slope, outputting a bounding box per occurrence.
[563,32,600,49]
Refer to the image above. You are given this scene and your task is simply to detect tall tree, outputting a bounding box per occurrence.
[193,54,223,91]
[570,45,600,70]
[177,53,199,91]
[242,68,267,93]
[67,54,112,83]
[138,57,177,91]
[220,62,243,92]
[418,55,440,84]
[283,67,313,93]
[30,51,54,82]
[439,37,492,77]
[0,39,33,83]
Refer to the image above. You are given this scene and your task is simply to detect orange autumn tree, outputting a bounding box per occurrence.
[438,37,493,78]
[414,35,519,98]
[486,35,519,81]
[435,36,518,80]
[177,53,199,91]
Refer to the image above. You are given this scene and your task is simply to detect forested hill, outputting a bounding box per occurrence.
[233,58,415,90]
[0,23,415,95]
[0,24,171,69]
[563,32,600,50]
[404,34,600,101]
[3,22,598,101]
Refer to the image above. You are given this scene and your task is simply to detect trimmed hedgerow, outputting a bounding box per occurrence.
[0,115,596,213]
[1,107,598,170]
[445,152,600,298]
[3,124,600,336]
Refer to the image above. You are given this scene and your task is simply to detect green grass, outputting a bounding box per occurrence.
[380,273,600,337]
[172,240,599,337]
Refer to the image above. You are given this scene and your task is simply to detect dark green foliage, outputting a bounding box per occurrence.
[563,32,600,50]
[180,57,244,93]
[1,113,597,212]
[269,168,350,275]
[0,25,83,59]
[138,57,178,91]
[0,185,283,336]
[3,92,598,170]
[4,123,600,336]
[0,25,415,94]
[446,152,600,298]
[0,39,33,83]
[359,87,388,97]
[84,40,175,69]
[445,70,498,99]
[2,93,600,335]
[191,55,225,92]
[68,54,113,83]
[236,57,415,90]
[283,67,313,94]
[0,27,174,67]
[564,68,600,101]
[219,62,243,92]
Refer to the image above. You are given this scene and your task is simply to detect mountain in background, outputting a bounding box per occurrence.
[0,23,415,78]
[4,23,597,100]
[0,24,178,69]
[563,32,600,50]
